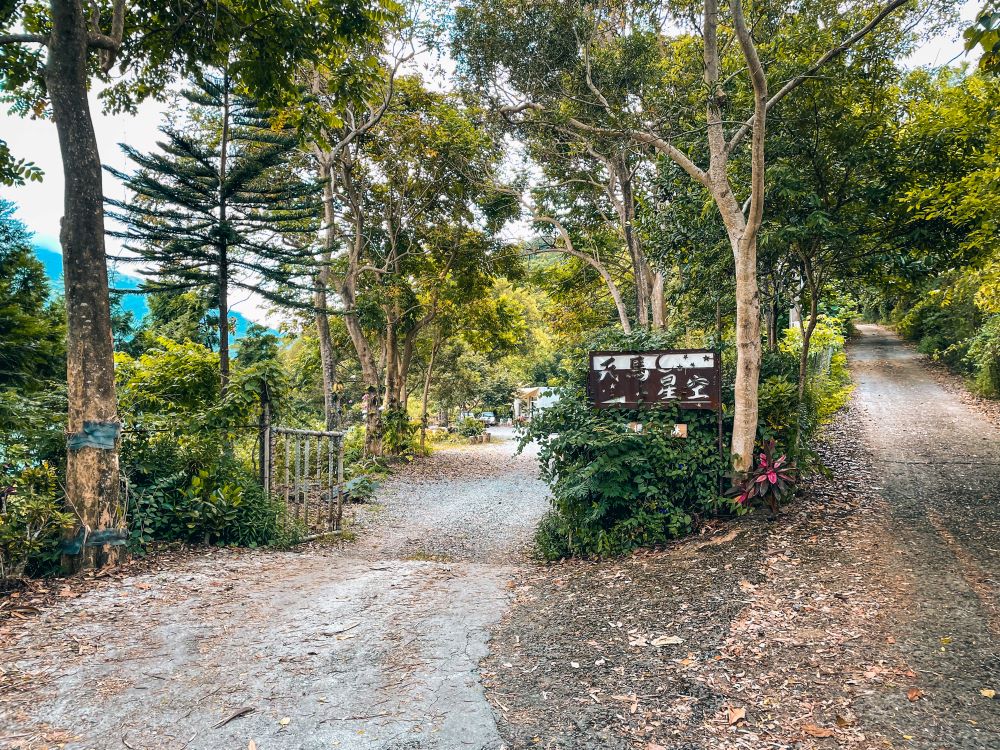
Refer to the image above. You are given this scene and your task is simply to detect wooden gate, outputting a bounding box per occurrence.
[262,422,346,536]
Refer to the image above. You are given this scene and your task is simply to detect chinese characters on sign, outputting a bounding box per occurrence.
[587,350,721,410]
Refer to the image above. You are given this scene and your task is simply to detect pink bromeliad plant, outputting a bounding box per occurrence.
[729,439,797,518]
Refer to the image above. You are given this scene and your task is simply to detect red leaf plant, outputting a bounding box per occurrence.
[728,439,798,518]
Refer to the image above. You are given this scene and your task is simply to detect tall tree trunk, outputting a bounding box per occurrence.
[316,310,338,429]
[217,71,231,394]
[618,161,649,328]
[338,208,382,453]
[707,0,766,472]
[48,0,122,572]
[419,332,441,452]
[766,297,778,352]
[730,230,762,471]
[383,315,397,409]
[218,246,229,390]
[651,270,666,329]
[798,293,818,401]
[316,160,338,430]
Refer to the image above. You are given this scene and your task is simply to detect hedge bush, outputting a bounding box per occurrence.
[518,327,730,559]
[520,387,728,559]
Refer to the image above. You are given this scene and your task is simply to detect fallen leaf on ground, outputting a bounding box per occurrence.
[651,635,683,646]
[981,688,996,699]
[803,723,834,738]
[726,706,746,725]
[907,688,923,702]
[279,717,290,727]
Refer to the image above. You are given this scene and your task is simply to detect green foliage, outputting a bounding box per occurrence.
[342,424,367,468]
[812,351,854,424]
[965,314,1000,396]
[382,408,417,457]
[965,8,1000,74]
[895,282,982,374]
[114,338,296,550]
[343,475,380,502]
[1,0,394,180]
[520,326,730,559]
[128,463,300,549]
[0,141,43,187]
[779,315,848,374]
[105,73,322,318]
[0,202,68,469]
[0,463,74,580]
[456,417,485,437]
[520,387,727,560]
[760,318,853,450]
[532,510,574,560]
[0,385,67,467]
[0,201,65,390]
[757,374,800,446]
[238,324,282,367]
[884,69,1000,396]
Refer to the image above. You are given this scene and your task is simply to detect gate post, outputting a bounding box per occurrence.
[260,397,272,496]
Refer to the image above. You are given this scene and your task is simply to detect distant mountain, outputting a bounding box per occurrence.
[35,245,261,339]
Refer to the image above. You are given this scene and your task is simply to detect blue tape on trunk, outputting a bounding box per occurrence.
[66,421,121,451]
[60,527,130,555]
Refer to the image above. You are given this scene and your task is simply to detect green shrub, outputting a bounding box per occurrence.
[533,510,573,560]
[1,463,74,580]
[895,286,979,373]
[382,407,418,456]
[757,374,800,446]
[771,317,853,451]
[520,386,727,560]
[457,416,485,437]
[811,351,853,422]
[129,462,301,548]
[518,327,731,559]
[342,424,366,467]
[966,314,1000,396]
[0,386,67,467]
[343,475,379,502]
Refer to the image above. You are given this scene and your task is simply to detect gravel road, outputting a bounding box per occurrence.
[850,324,1000,748]
[0,429,550,750]
[352,427,545,563]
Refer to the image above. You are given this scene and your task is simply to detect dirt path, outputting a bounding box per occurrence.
[849,324,1000,747]
[0,432,549,750]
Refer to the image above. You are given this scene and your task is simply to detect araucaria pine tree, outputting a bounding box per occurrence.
[106,71,320,393]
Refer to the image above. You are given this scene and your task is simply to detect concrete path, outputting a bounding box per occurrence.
[0,431,549,750]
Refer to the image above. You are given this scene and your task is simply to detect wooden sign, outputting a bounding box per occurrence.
[587,349,721,411]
